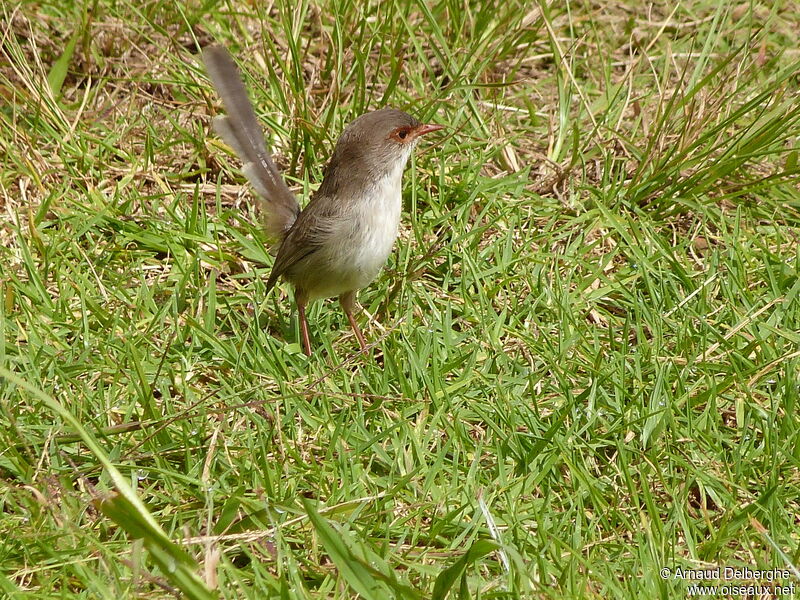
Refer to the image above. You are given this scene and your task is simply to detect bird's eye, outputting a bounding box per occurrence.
[391,127,411,142]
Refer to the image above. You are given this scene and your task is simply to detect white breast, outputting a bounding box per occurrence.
[301,165,405,300]
[350,171,403,280]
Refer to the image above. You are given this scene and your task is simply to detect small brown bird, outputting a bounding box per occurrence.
[203,46,443,356]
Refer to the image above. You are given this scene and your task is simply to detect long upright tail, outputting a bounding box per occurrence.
[202,45,299,239]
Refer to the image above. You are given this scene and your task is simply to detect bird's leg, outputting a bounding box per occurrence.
[339,291,368,352]
[296,290,312,356]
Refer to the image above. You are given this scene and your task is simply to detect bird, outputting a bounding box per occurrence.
[202,46,443,356]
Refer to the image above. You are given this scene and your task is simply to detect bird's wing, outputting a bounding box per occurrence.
[202,46,300,239]
[264,195,340,291]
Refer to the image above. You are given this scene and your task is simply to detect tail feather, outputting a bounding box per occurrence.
[202,45,300,239]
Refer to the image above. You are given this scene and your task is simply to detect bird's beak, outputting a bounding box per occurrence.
[414,123,444,138]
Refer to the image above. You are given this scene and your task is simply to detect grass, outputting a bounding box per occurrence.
[2,0,800,597]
